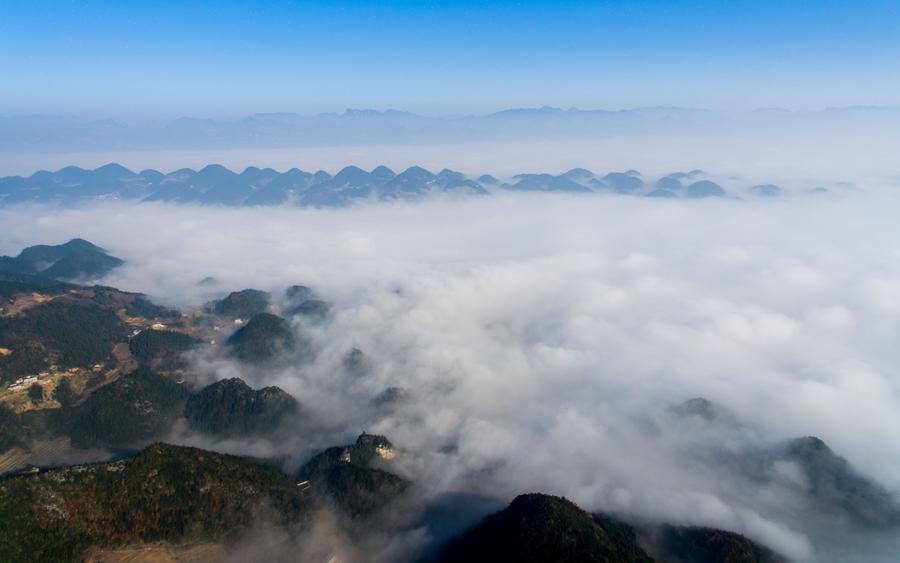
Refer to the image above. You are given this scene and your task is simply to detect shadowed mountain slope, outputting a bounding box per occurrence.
[184,377,299,438]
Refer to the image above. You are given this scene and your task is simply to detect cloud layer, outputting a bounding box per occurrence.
[3,189,900,560]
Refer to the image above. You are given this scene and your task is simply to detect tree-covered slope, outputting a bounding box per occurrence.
[655,526,784,563]
[0,298,128,381]
[0,443,313,563]
[436,494,785,563]
[210,288,270,318]
[128,328,203,370]
[184,377,299,438]
[0,239,123,281]
[68,369,189,449]
[437,493,654,563]
[297,433,409,519]
[225,312,296,362]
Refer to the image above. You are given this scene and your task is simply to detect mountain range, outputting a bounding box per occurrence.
[3,106,899,152]
[0,441,781,563]
[0,163,789,207]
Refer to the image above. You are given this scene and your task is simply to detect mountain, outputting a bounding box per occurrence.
[562,167,595,182]
[655,174,684,191]
[435,493,783,563]
[285,284,313,303]
[671,397,737,425]
[244,167,315,205]
[184,377,299,438]
[434,168,488,194]
[436,494,654,563]
[15,239,103,268]
[509,173,592,192]
[371,165,396,183]
[287,298,330,320]
[685,180,726,198]
[379,166,438,198]
[225,312,296,362]
[283,285,328,319]
[301,165,380,206]
[750,184,783,197]
[297,433,409,518]
[670,397,900,530]
[0,239,123,281]
[738,436,900,529]
[39,250,123,281]
[603,171,645,193]
[0,443,313,563]
[209,288,270,319]
[4,107,899,154]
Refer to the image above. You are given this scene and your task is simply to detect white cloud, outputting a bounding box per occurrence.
[3,188,900,560]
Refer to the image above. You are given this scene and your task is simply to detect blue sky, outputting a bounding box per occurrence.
[1,0,899,117]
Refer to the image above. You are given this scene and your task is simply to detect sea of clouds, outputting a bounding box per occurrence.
[3,187,900,561]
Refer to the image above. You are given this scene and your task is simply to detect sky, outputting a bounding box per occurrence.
[2,0,900,118]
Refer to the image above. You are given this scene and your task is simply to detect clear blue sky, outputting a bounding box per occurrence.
[1,0,899,117]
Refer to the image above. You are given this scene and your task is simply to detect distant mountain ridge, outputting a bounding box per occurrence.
[0,163,791,207]
[3,106,899,153]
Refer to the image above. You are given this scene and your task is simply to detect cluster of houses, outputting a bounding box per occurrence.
[6,374,39,392]
[130,322,167,335]
[5,366,82,392]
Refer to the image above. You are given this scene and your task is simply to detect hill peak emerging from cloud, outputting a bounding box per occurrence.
[0,164,807,207]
